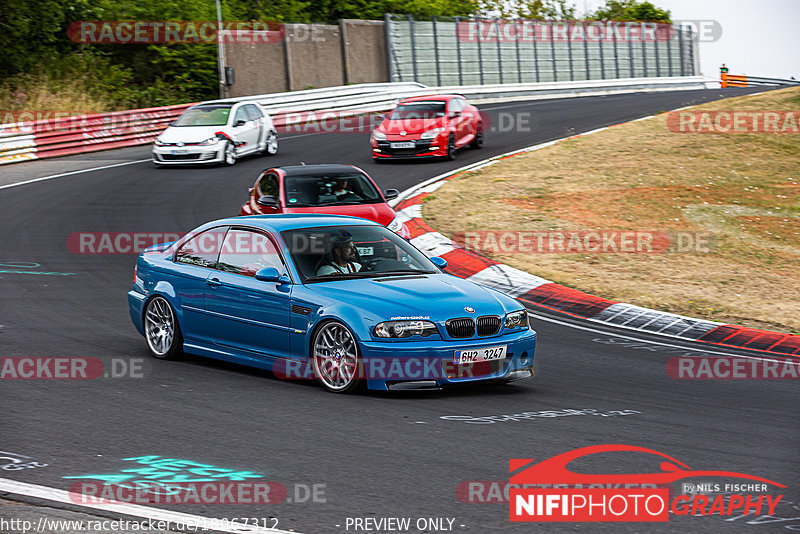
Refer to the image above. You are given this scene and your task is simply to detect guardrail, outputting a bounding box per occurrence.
[721,73,800,88]
[0,76,706,166]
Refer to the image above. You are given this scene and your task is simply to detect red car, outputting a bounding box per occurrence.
[240,164,410,238]
[371,95,484,161]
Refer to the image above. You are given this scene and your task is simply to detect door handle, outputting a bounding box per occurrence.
[206,277,221,288]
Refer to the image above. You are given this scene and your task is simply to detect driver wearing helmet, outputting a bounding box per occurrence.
[316,232,362,276]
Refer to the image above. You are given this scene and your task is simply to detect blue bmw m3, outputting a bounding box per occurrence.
[128,215,536,393]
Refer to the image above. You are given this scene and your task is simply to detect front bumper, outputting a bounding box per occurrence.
[152,144,225,165]
[359,329,536,391]
[372,138,446,159]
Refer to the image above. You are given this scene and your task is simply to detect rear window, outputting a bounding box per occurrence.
[173,105,232,127]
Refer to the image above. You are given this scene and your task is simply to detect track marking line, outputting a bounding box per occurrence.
[526,310,800,364]
[0,478,295,534]
[0,160,151,191]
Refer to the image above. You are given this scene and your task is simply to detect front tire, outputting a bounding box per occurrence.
[445,134,457,161]
[144,296,183,360]
[223,141,237,165]
[261,131,278,156]
[311,321,364,393]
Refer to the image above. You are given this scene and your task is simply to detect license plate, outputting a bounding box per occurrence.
[454,345,507,364]
[390,142,415,149]
[170,149,188,154]
[356,246,373,256]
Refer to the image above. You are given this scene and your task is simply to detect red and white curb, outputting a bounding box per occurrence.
[391,119,800,357]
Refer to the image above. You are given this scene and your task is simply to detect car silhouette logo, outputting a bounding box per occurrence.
[176,142,184,147]
[465,306,475,313]
[509,444,785,487]
[400,131,407,136]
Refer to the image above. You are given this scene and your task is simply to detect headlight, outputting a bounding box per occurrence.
[374,320,438,338]
[505,310,529,329]
[420,128,444,140]
[372,131,386,141]
[154,138,167,146]
[198,137,219,146]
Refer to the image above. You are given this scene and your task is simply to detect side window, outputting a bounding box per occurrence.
[174,228,226,269]
[245,104,263,121]
[233,107,249,125]
[218,229,284,278]
[258,174,279,198]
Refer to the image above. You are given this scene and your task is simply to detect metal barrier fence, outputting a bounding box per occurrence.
[386,15,698,85]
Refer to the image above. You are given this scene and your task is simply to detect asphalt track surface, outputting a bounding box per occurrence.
[2,88,798,533]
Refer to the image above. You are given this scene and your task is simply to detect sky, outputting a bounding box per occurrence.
[578,0,800,80]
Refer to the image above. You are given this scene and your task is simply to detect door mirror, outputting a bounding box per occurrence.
[450,111,461,118]
[384,188,399,200]
[254,267,290,284]
[257,195,279,208]
[234,119,247,127]
[430,257,448,270]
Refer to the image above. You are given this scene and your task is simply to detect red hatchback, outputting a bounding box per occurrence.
[371,94,484,161]
[240,164,409,238]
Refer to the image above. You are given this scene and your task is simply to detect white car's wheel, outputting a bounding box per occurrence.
[262,131,278,156]
[223,141,237,165]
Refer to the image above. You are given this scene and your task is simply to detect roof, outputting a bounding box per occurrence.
[399,94,463,103]
[275,164,363,177]
[206,214,380,232]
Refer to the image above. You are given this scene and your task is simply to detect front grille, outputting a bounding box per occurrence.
[377,140,433,156]
[445,355,512,379]
[477,315,501,336]
[161,153,201,161]
[446,318,475,338]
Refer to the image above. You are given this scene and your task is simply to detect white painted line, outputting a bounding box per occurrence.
[0,159,151,191]
[526,311,800,364]
[0,477,295,534]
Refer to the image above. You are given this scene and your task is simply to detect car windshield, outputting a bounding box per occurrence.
[172,105,232,127]
[281,225,439,283]
[389,102,446,120]
[283,172,382,207]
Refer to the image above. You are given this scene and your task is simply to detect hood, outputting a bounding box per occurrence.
[307,273,515,322]
[284,203,396,226]
[157,125,227,144]
[378,117,446,136]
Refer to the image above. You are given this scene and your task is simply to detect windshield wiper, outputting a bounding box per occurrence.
[363,270,437,277]
[305,272,377,283]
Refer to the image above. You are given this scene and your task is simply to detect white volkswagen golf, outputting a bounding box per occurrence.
[152,101,278,166]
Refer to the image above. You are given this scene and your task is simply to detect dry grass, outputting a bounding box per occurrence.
[0,73,114,116]
[425,87,800,332]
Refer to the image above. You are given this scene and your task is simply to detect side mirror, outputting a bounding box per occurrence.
[450,111,461,118]
[257,195,278,208]
[254,267,290,284]
[430,257,447,270]
[234,119,247,127]
[384,188,399,200]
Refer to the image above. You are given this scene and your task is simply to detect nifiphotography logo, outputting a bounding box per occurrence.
[509,445,785,522]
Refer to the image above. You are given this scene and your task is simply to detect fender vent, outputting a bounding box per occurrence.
[292,305,311,315]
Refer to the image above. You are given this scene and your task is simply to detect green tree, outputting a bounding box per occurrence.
[590,0,671,23]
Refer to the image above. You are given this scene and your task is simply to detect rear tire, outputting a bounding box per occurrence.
[470,124,484,149]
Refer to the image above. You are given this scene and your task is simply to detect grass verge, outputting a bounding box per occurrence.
[425,87,800,333]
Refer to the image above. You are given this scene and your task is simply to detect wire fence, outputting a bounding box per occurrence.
[386,15,698,85]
